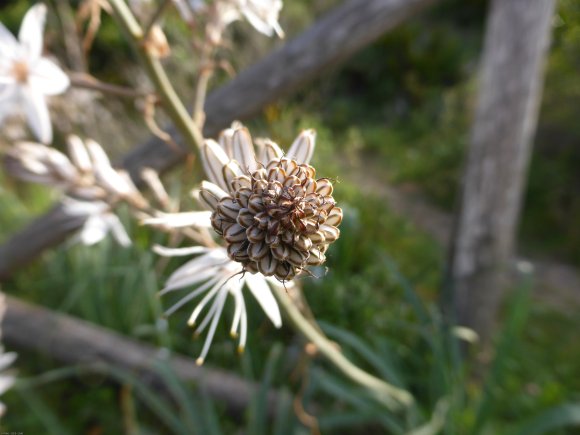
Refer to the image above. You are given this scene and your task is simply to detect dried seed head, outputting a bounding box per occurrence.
[211,157,342,281]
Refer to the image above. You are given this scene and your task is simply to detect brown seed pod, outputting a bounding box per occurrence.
[210,158,342,281]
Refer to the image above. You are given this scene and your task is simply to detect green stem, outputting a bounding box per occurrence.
[272,285,414,411]
[108,0,204,154]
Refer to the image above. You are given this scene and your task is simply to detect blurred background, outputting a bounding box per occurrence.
[0,0,578,433]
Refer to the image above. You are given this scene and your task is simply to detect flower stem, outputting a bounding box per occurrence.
[108,0,204,154]
[272,285,414,411]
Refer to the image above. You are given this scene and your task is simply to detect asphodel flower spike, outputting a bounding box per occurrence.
[147,122,341,363]
[199,123,342,281]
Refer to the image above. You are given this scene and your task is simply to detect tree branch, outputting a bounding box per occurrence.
[3,295,280,418]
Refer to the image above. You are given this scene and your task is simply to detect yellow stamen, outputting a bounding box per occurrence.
[11,61,29,83]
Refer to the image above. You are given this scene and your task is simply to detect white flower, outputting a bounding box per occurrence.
[237,0,284,37]
[176,0,283,40]
[0,293,16,417]
[153,244,284,365]
[62,197,132,247]
[0,4,70,144]
[0,349,15,417]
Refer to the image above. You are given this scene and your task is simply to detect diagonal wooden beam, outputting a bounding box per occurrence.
[3,295,281,418]
[0,0,439,280]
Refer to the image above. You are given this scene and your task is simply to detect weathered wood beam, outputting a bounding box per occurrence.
[122,0,440,180]
[0,0,439,280]
[445,0,556,340]
[2,295,279,418]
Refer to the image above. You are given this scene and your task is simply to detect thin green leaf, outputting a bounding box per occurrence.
[273,388,296,435]
[311,367,404,433]
[248,343,283,435]
[512,403,580,435]
[318,320,405,387]
[16,388,71,435]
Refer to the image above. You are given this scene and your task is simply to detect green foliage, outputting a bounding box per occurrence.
[520,0,580,263]
[1,0,579,433]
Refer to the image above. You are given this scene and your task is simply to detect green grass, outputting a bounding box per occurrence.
[2,151,579,433]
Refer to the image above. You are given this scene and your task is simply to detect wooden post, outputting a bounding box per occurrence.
[445,0,556,341]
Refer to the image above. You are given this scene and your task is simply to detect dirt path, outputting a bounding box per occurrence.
[344,156,580,311]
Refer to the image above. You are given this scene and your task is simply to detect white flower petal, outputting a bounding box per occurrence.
[62,197,108,216]
[222,160,243,190]
[218,126,236,158]
[0,376,14,396]
[19,3,47,60]
[143,211,212,229]
[0,85,18,123]
[286,129,316,164]
[239,293,248,351]
[153,244,209,257]
[163,250,229,292]
[0,22,18,55]
[79,215,109,245]
[195,285,228,365]
[230,287,243,336]
[164,277,218,316]
[232,127,258,172]
[215,2,242,27]
[239,0,284,37]
[67,135,92,172]
[187,275,228,327]
[85,138,112,168]
[22,85,51,143]
[257,138,283,165]
[202,139,231,191]
[245,273,282,328]
[29,58,69,95]
[161,267,219,295]
[198,181,228,211]
[0,352,17,372]
[105,213,132,247]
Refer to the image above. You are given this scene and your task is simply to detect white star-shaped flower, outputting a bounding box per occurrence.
[152,244,284,365]
[62,197,132,247]
[0,3,70,143]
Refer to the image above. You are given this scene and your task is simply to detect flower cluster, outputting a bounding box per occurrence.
[174,0,284,43]
[5,136,145,205]
[5,136,142,246]
[0,2,344,367]
[148,123,341,362]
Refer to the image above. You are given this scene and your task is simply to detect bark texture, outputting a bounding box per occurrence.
[0,0,439,280]
[446,0,556,340]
